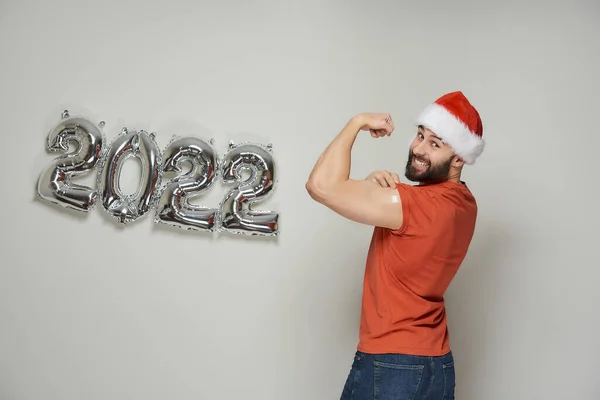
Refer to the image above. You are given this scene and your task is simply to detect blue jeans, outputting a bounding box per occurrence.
[340,350,455,400]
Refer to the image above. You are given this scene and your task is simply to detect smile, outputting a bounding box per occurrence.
[413,158,429,168]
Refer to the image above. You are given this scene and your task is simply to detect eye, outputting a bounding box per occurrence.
[432,142,439,148]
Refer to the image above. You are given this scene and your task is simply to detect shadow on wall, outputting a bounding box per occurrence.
[280,218,373,399]
[444,221,514,400]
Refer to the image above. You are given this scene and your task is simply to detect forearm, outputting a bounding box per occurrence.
[306,116,364,194]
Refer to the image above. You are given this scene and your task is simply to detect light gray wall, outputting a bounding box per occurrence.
[0,1,598,399]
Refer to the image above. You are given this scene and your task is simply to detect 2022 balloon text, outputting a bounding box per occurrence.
[36,110,279,237]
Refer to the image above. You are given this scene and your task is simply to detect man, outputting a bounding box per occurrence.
[305,91,484,400]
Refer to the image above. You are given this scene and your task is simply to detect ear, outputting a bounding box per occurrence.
[452,155,465,168]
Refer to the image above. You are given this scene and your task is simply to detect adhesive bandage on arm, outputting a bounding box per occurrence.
[391,194,399,204]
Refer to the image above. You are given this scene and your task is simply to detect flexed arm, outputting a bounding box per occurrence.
[305,114,404,230]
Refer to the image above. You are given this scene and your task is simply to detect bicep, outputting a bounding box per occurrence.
[316,179,404,229]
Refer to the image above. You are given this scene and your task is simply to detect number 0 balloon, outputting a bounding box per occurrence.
[97,128,162,224]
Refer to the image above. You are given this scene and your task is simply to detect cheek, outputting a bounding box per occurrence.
[428,151,446,165]
[431,150,453,166]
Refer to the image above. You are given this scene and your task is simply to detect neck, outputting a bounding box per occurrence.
[447,167,462,183]
[447,174,461,183]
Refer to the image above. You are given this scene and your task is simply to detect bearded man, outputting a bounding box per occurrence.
[306,91,485,400]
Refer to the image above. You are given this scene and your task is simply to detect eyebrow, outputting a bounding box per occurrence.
[418,125,444,143]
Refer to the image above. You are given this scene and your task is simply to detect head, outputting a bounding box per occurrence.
[409,91,485,184]
[404,125,464,183]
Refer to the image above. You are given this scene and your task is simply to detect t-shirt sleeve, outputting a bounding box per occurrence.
[390,183,442,236]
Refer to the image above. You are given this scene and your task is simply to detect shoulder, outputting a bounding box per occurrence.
[392,181,476,234]
[396,181,473,206]
[437,182,477,206]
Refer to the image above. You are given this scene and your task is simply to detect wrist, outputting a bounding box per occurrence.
[348,114,366,131]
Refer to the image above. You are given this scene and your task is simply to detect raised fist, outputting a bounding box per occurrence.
[354,113,395,138]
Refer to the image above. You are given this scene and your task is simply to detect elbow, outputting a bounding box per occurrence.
[305,179,328,203]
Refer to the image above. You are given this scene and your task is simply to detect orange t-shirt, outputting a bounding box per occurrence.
[357,180,478,356]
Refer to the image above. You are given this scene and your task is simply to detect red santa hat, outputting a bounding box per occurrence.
[416,91,485,164]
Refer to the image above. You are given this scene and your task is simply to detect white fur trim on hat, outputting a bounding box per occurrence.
[416,103,485,165]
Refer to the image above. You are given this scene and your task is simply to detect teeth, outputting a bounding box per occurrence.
[415,159,428,167]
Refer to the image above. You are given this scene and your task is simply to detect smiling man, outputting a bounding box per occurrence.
[306,91,485,400]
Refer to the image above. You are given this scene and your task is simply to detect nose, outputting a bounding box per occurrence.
[413,141,427,157]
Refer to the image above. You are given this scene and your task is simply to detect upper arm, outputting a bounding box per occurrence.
[306,179,404,229]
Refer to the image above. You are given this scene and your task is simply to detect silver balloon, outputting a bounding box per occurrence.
[37,110,105,212]
[97,128,162,224]
[154,136,219,231]
[219,141,279,236]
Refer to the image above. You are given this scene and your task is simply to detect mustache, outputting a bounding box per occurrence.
[409,152,429,163]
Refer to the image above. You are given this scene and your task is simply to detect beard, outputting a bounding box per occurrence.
[404,150,454,183]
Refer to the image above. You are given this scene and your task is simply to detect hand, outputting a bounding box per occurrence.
[366,170,400,187]
[353,113,395,138]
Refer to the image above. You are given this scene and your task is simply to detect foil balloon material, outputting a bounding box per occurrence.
[154,136,219,231]
[37,110,105,212]
[97,127,162,224]
[218,141,279,236]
